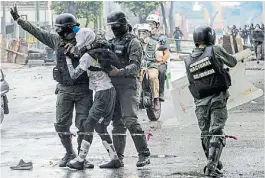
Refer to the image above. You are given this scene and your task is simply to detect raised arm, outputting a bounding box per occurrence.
[11,6,60,49]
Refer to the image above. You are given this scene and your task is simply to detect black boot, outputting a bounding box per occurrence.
[59,153,76,167]
[130,129,150,167]
[99,159,122,168]
[202,137,223,171]
[55,124,76,167]
[136,154,150,167]
[112,129,126,167]
[204,163,224,178]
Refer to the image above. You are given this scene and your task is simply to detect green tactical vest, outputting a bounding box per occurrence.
[144,38,159,69]
[110,33,135,68]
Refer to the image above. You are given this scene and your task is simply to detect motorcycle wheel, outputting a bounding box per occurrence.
[146,102,161,121]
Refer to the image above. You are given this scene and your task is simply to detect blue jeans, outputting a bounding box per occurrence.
[175,40,181,51]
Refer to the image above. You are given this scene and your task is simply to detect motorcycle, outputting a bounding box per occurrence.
[139,67,161,121]
[1,69,9,123]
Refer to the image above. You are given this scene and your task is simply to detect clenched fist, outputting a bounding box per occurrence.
[10,5,20,21]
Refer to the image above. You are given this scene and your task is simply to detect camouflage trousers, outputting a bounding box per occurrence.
[195,98,228,137]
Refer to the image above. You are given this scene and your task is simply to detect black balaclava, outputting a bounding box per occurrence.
[55,26,75,40]
[111,24,128,38]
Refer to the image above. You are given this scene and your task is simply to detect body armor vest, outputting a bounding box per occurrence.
[184,46,231,99]
[109,33,135,68]
[144,38,157,62]
[53,44,89,86]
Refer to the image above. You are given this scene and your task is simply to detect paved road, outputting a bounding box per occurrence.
[1,62,264,178]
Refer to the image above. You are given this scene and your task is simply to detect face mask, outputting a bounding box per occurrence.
[111,24,128,37]
[55,26,74,39]
[138,31,149,43]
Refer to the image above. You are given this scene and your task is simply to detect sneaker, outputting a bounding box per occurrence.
[59,153,76,167]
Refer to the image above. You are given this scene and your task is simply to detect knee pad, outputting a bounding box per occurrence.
[127,122,144,134]
[54,123,70,138]
[112,121,126,134]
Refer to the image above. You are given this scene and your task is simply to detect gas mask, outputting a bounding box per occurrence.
[111,24,128,38]
[138,30,150,44]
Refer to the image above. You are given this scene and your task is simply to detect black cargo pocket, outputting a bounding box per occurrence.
[53,67,63,83]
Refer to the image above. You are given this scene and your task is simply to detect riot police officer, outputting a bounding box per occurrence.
[184,25,237,177]
[106,10,151,167]
[10,6,96,168]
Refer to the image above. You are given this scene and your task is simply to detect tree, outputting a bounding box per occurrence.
[116,1,161,23]
[51,1,103,28]
[168,1,175,36]
[159,2,168,35]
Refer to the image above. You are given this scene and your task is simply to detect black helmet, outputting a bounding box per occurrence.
[193,25,216,46]
[55,13,79,28]
[107,10,128,25]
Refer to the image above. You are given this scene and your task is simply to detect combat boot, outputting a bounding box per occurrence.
[99,141,122,168]
[204,163,224,178]
[130,128,151,167]
[55,124,76,167]
[67,140,91,170]
[59,153,76,167]
[136,154,150,167]
[112,129,126,167]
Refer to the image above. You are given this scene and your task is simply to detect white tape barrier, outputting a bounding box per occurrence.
[169,49,264,125]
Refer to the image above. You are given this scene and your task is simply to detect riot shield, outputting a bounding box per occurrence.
[170,49,264,127]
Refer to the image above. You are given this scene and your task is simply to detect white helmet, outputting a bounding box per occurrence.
[137,23,152,32]
[146,14,160,26]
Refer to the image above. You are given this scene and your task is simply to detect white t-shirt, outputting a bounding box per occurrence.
[66,28,113,92]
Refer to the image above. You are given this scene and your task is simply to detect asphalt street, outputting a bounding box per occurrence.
[0,61,264,178]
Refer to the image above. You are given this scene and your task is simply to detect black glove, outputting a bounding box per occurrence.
[64,43,81,59]
[10,5,20,21]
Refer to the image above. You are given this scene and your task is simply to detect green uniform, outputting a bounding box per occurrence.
[191,45,237,136]
[110,33,150,162]
[189,44,237,175]
[17,19,93,155]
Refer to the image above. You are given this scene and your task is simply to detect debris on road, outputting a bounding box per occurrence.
[10,159,33,170]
